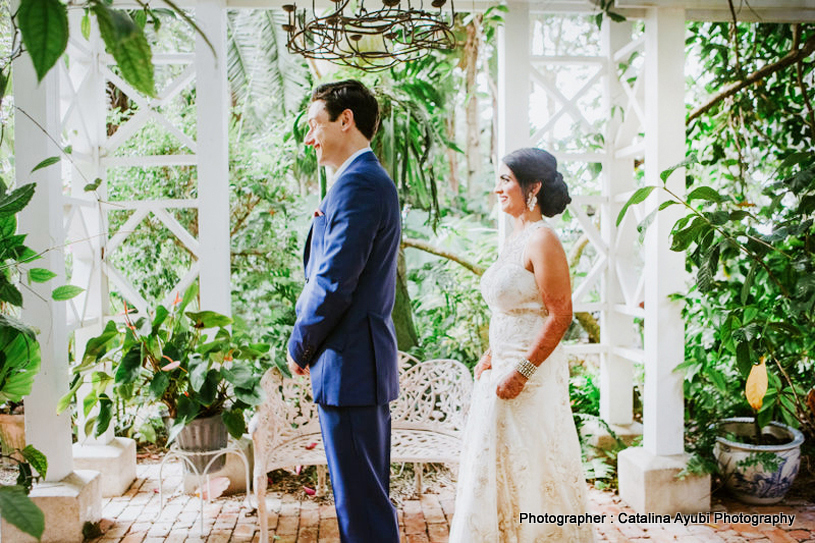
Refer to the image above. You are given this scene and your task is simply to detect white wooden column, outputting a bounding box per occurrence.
[63,12,112,445]
[496,1,531,245]
[195,0,231,316]
[601,21,637,427]
[617,7,709,515]
[14,44,74,482]
[642,6,686,456]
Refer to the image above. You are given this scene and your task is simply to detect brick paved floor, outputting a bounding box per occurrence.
[87,461,815,543]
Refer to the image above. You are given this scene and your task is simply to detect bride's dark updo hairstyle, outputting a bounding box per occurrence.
[503,148,571,218]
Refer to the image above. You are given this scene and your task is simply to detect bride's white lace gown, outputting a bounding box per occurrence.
[449,221,595,543]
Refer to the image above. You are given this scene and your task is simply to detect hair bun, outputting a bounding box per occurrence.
[540,170,570,218]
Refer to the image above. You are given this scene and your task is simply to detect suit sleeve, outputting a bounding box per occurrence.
[287,177,380,367]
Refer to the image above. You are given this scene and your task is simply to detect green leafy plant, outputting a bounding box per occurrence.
[0,180,63,541]
[61,283,271,442]
[617,152,815,470]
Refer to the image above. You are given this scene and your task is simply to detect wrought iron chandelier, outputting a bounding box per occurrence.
[281,0,457,71]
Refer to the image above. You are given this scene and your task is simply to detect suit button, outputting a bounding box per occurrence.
[305,277,309,283]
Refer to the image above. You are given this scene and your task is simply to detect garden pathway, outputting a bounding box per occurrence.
[86,460,815,543]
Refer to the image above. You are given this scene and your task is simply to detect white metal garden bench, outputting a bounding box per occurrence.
[251,352,473,539]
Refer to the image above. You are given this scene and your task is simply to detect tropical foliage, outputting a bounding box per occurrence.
[617,21,815,475]
[61,283,272,443]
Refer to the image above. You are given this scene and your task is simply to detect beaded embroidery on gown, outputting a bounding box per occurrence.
[449,220,595,543]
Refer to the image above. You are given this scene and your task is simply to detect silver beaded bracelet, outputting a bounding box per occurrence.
[515,358,537,379]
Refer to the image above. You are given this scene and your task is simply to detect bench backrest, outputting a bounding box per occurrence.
[255,353,473,444]
[391,359,473,435]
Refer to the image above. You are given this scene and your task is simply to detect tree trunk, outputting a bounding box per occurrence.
[464,16,482,195]
[392,248,419,351]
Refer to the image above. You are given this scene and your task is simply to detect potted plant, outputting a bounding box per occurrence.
[710,358,806,504]
[62,283,270,472]
[617,152,813,502]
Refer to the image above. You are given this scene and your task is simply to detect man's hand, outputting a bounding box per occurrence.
[287,350,309,376]
[496,370,526,400]
[474,350,492,380]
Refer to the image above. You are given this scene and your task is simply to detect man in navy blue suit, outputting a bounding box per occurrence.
[287,80,401,543]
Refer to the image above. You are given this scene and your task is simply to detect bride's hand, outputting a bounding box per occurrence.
[496,371,527,400]
[474,350,492,380]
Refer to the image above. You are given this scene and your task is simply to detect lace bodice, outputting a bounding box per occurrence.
[480,220,551,316]
[480,221,553,375]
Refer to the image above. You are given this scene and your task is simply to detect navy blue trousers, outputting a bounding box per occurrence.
[317,403,400,543]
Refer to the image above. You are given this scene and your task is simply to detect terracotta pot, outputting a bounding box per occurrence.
[0,414,26,464]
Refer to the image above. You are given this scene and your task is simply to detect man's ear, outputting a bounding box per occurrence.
[339,109,355,131]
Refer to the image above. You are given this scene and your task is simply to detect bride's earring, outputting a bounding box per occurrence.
[526,192,536,211]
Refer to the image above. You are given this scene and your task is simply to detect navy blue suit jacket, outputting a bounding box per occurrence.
[287,151,401,406]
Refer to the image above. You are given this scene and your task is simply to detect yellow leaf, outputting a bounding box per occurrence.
[745,357,768,411]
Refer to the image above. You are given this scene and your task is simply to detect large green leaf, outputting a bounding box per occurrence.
[80,320,119,367]
[188,355,208,392]
[615,186,656,227]
[222,409,246,439]
[20,445,47,479]
[17,0,69,82]
[186,311,233,329]
[0,486,44,539]
[0,328,41,403]
[52,285,84,301]
[94,394,113,436]
[92,3,155,97]
[30,156,60,174]
[198,369,219,405]
[82,389,97,417]
[149,372,169,399]
[178,282,198,315]
[234,385,263,406]
[114,346,142,384]
[222,365,255,389]
[687,186,726,204]
[0,278,23,307]
[0,184,36,216]
[28,268,57,283]
[56,374,82,413]
[659,153,698,184]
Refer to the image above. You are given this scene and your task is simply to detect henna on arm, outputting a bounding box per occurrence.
[495,226,572,400]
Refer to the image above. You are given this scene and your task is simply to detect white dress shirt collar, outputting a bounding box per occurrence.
[331,146,373,182]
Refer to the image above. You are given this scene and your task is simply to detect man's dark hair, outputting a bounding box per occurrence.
[311,79,380,141]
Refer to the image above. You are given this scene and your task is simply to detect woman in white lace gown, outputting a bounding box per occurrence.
[449,148,595,543]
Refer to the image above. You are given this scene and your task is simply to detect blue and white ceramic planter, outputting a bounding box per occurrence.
[714,417,804,505]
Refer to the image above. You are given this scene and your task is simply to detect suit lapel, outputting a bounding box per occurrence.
[302,152,377,272]
[303,223,314,271]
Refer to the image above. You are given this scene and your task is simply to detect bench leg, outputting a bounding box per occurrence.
[414,463,422,495]
[317,465,327,497]
[255,471,268,542]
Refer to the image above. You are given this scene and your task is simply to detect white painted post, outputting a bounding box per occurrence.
[496,1,531,245]
[13,40,74,482]
[614,8,709,515]
[642,7,687,457]
[195,0,231,316]
[601,20,636,427]
[63,12,113,445]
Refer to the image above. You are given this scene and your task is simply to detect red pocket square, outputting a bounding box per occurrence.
[313,209,325,217]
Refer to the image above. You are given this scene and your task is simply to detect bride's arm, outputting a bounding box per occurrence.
[496,227,572,399]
